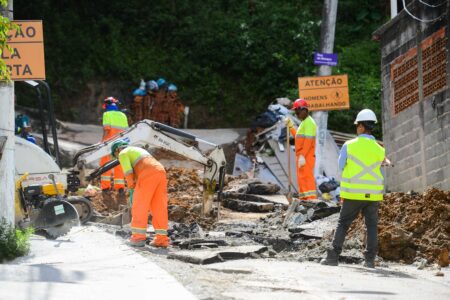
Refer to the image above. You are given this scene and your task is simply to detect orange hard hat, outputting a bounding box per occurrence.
[292,99,308,110]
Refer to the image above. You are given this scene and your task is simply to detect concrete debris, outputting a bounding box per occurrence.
[168,245,268,265]
[223,199,274,213]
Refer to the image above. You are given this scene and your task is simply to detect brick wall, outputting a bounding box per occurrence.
[375,1,450,192]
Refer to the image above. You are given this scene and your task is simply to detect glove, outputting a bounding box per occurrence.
[298,155,306,167]
[128,189,134,206]
[284,117,294,129]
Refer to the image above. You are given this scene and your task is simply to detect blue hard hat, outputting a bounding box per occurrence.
[132,88,146,96]
[156,78,166,87]
[146,80,159,91]
[168,84,178,92]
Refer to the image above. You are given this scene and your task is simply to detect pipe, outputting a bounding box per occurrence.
[35,87,50,154]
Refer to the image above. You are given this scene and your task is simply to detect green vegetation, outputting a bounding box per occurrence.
[0,0,19,81]
[0,218,33,263]
[15,0,387,137]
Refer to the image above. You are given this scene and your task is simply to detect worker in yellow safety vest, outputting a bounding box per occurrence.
[321,109,385,268]
[111,140,169,248]
[100,97,129,192]
[285,99,317,200]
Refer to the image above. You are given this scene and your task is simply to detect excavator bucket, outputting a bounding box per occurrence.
[31,199,79,239]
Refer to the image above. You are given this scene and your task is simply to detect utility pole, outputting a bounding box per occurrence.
[312,0,338,177]
[0,0,14,224]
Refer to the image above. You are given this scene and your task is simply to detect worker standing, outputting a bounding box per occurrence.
[100,97,129,192]
[111,140,169,248]
[321,109,385,268]
[285,99,317,200]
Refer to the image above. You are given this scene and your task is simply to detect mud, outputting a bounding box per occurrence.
[349,188,450,264]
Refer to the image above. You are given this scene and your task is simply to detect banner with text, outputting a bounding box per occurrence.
[2,20,45,80]
[298,74,349,111]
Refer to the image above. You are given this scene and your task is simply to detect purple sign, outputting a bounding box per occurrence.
[313,52,338,66]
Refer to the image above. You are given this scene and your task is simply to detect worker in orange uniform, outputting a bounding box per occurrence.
[285,99,317,200]
[100,97,129,192]
[111,140,169,248]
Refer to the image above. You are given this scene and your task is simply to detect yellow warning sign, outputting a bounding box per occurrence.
[298,74,349,111]
[2,20,45,80]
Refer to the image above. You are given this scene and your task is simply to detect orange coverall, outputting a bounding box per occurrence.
[118,146,169,245]
[100,110,129,190]
[290,115,317,200]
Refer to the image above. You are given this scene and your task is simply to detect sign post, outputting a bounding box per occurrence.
[3,20,46,80]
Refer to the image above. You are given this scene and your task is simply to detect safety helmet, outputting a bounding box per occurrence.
[291,99,308,110]
[168,83,178,92]
[102,96,119,109]
[354,109,377,124]
[111,140,129,157]
[146,80,159,91]
[156,78,166,88]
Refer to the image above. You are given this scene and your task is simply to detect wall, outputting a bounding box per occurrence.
[375,0,450,192]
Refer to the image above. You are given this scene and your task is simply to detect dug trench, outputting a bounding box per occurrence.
[85,156,449,269]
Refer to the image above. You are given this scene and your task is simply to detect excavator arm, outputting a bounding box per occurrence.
[71,120,227,215]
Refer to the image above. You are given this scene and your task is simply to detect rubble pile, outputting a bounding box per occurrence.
[349,188,450,265]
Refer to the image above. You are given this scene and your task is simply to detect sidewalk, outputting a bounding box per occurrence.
[0,226,196,300]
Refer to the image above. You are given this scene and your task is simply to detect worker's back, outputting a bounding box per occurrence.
[102,110,129,141]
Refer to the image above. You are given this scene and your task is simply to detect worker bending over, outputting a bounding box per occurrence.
[100,97,129,192]
[321,109,385,268]
[111,140,169,248]
[285,99,317,200]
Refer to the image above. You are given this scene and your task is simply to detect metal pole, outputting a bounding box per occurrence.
[38,80,61,167]
[312,0,338,177]
[0,0,14,224]
[36,87,50,153]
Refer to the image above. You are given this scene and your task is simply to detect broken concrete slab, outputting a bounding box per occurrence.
[223,192,288,206]
[223,199,274,212]
[289,214,339,240]
[176,239,229,250]
[168,245,268,265]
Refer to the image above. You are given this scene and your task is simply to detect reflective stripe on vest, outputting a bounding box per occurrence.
[296,116,317,138]
[340,137,385,201]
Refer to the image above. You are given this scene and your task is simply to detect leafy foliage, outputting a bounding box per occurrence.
[14,0,387,135]
[0,218,33,263]
[0,0,18,81]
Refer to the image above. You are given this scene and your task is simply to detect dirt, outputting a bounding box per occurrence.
[348,188,450,264]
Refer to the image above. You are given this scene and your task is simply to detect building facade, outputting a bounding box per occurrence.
[374,1,450,192]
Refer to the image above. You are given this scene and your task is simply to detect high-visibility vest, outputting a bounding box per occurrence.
[118,146,151,177]
[340,137,385,201]
[296,115,317,140]
[103,111,129,131]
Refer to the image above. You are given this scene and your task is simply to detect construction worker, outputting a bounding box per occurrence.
[321,109,385,268]
[100,97,129,192]
[285,99,317,200]
[111,140,169,248]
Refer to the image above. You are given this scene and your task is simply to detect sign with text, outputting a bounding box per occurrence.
[298,74,350,111]
[313,52,338,66]
[2,20,45,80]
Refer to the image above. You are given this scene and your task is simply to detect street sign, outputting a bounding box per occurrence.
[298,74,350,111]
[313,52,338,66]
[2,20,45,80]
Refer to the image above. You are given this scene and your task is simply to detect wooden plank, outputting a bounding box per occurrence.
[267,139,298,193]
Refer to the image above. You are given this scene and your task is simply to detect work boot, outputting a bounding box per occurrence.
[127,235,146,247]
[363,260,375,268]
[118,188,125,196]
[150,235,170,248]
[127,239,146,247]
[320,249,339,266]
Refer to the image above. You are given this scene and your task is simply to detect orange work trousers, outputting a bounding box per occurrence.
[100,155,125,190]
[130,168,168,241]
[296,155,317,200]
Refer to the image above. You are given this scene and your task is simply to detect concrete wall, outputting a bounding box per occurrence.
[375,1,450,192]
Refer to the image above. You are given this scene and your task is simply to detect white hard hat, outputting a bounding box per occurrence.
[354,109,377,124]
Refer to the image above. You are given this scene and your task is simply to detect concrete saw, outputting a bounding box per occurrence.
[31,198,80,239]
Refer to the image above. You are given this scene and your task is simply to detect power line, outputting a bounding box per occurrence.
[402,0,446,23]
[418,0,446,8]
